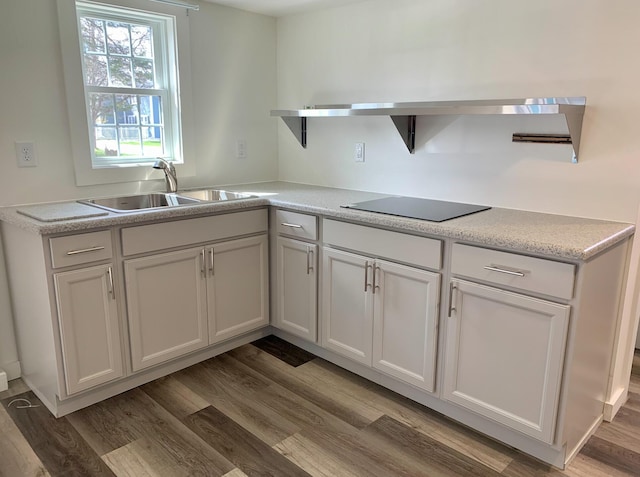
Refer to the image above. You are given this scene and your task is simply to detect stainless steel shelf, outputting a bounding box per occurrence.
[271,97,586,162]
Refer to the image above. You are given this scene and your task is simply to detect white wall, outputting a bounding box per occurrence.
[0,0,277,376]
[277,0,640,222]
[276,0,640,413]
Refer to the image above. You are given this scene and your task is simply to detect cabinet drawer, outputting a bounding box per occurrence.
[451,243,575,300]
[121,209,268,256]
[323,219,442,270]
[49,231,113,268]
[275,209,318,241]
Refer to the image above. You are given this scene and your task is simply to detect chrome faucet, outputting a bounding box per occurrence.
[153,158,178,193]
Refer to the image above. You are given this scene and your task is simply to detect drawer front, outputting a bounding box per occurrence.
[451,243,575,300]
[121,209,268,256]
[276,209,318,241]
[50,231,113,268]
[323,219,442,270]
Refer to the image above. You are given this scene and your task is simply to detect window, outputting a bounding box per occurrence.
[76,2,179,167]
[58,0,194,185]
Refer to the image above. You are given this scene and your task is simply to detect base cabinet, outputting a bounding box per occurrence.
[208,235,269,344]
[372,259,440,392]
[275,237,318,342]
[54,264,124,395]
[125,234,269,371]
[322,247,440,392]
[443,279,570,444]
[124,248,209,371]
[322,248,373,365]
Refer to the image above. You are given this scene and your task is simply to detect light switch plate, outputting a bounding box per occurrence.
[355,142,365,162]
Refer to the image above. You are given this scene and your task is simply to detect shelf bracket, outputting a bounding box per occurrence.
[564,110,584,163]
[390,115,416,154]
[281,117,307,148]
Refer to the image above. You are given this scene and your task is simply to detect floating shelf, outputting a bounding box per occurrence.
[271,97,586,162]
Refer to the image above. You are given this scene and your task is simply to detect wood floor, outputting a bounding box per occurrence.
[1,336,640,477]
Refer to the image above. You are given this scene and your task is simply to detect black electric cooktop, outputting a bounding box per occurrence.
[342,197,490,222]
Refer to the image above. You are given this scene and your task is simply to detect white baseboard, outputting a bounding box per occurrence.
[0,360,21,380]
[0,369,7,392]
[604,386,628,421]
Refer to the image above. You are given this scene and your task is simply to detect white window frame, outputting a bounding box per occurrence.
[58,0,195,186]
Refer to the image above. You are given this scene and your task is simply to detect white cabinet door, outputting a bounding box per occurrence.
[125,247,208,371]
[321,247,374,366]
[275,237,318,342]
[208,235,269,344]
[372,260,440,392]
[443,279,570,444]
[54,264,123,395]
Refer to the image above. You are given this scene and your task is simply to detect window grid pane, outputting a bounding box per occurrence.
[80,15,157,90]
[90,93,164,161]
[76,2,179,168]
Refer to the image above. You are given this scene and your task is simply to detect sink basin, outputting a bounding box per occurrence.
[178,189,257,201]
[79,189,256,213]
[79,193,201,213]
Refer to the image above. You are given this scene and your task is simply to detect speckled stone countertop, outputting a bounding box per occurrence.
[0,182,634,261]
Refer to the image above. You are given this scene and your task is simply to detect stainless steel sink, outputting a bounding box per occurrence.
[79,193,201,213]
[177,189,257,201]
[79,189,257,213]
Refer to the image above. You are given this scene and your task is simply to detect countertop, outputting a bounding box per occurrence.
[0,181,634,261]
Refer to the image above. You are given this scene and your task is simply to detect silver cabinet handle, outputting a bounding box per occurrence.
[372,263,380,294]
[209,249,215,275]
[448,282,457,316]
[66,245,105,256]
[281,222,303,229]
[200,249,206,277]
[483,265,526,277]
[107,266,115,300]
[364,261,371,292]
[306,247,314,275]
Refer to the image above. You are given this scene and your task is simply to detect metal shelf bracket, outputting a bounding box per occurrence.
[281,116,307,148]
[390,115,416,154]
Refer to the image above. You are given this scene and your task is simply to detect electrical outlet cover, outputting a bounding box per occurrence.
[15,141,37,167]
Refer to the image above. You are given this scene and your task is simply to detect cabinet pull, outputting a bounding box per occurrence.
[200,249,206,277]
[364,261,371,292]
[306,247,314,275]
[372,264,380,294]
[107,266,115,300]
[483,265,526,277]
[66,245,105,256]
[209,249,215,275]
[281,222,303,229]
[448,282,457,316]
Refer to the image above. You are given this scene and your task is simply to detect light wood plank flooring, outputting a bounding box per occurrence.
[1,336,640,476]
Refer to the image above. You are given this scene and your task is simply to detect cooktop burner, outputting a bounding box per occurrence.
[342,197,490,222]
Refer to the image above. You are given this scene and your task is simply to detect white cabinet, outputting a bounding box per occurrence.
[321,233,441,392]
[208,235,269,344]
[125,234,269,371]
[54,264,123,395]
[275,237,318,342]
[322,248,373,365]
[1,226,125,413]
[273,209,318,342]
[372,259,440,392]
[124,247,209,371]
[444,247,572,444]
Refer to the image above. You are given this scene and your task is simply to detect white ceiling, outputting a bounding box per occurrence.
[201,0,366,17]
